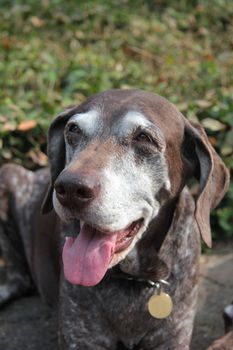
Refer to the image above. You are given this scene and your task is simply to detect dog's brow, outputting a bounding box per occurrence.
[69,110,101,136]
[115,111,152,136]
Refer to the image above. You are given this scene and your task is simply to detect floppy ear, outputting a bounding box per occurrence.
[183,120,230,247]
[42,106,78,214]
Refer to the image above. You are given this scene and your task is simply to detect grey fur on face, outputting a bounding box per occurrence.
[53,109,171,268]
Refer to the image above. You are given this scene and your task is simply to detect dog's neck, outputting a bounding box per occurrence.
[145,197,178,251]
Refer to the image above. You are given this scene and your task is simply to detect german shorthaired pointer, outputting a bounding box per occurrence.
[0,90,229,349]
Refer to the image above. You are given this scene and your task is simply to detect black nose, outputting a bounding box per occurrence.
[54,171,100,209]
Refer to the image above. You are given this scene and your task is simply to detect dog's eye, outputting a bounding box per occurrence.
[67,123,82,134]
[134,132,153,143]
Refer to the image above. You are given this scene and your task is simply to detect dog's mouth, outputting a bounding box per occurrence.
[62,218,143,286]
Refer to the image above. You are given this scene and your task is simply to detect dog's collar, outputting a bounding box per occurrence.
[108,268,170,289]
[124,276,170,290]
[107,266,170,287]
[108,270,173,319]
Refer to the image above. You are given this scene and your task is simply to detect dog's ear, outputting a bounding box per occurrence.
[182,120,230,247]
[42,106,77,214]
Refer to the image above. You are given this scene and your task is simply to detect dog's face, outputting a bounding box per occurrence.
[54,108,171,275]
[43,89,229,287]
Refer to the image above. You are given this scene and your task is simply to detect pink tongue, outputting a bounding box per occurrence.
[62,223,117,286]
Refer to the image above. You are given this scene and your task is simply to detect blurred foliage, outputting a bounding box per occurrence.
[0,0,232,240]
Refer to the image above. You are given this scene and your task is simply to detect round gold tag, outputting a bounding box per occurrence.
[148,292,173,319]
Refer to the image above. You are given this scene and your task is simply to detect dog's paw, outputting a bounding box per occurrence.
[0,284,14,307]
[0,279,33,308]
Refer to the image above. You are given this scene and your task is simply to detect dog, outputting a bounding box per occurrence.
[0,89,230,349]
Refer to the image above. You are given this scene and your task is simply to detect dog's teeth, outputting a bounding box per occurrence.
[65,236,69,241]
[80,220,84,229]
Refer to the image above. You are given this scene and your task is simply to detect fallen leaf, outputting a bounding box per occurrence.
[177,102,188,111]
[204,53,214,61]
[0,115,7,123]
[2,150,12,159]
[220,128,233,155]
[1,35,13,49]
[199,27,208,36]
[196,100,212,108]
[30,16,44,27]
[205,90,215,100]
[209,136,217,146]
[220,145,233,156]
[18,120,37,131]
[225,128,233,146]
[10,104,22,112]
[75,30,85,39]
[54,12,70,23]
[3,122,16,131]
[201,118,226,131]
[28,149,48,166]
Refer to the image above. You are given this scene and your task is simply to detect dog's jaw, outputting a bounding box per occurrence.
[62,218,150,286]
[108,217,151,269]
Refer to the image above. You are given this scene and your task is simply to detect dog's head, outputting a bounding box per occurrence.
[42,89,229,286]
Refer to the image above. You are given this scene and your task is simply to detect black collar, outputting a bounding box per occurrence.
[108,267,170,290]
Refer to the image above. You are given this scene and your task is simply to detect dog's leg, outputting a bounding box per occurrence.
[0,221,33,306]
[58,279,118,350]
[138,326,193,350]
[0,164,34,306]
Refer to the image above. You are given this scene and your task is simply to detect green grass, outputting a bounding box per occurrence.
[0,0,232,239]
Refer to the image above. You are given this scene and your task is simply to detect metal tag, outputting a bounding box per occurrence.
[148,292,173,319]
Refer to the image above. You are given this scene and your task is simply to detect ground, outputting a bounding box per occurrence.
[191,240,233,349]
[0,240,232,350]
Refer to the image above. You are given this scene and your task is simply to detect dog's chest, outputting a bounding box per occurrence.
[96,280,167,347]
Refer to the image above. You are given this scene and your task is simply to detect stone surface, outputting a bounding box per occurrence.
[191,240,233,350]
[0,239,232,350]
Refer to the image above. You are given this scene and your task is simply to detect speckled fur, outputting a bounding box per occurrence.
[59,188,200,350]
[0,164,58,305]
